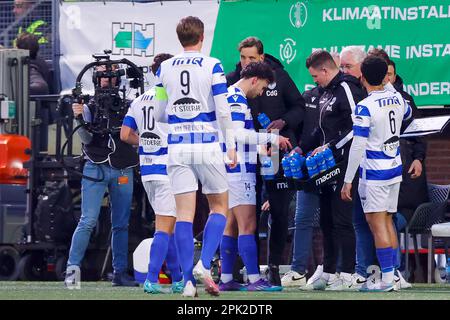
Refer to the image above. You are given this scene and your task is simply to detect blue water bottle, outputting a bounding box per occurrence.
[282,153,293,178]
[261,157,275,180]
[290,154,304,179]
[306,156,319,178]
[257,113,271,129]
[315,152,327,173]
[322,148,336,169]
[446,257,450,283]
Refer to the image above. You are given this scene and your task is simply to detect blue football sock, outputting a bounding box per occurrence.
[392,246,400,270]
[220,235,238,276]
[376,247,394,274]
[147,231,169,283]
[238,234,259,276]
[201,213,226,269]
[166,234,182,282]
[175,221,195,285]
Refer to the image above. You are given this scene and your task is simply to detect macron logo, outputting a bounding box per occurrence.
[277,182,289,189]
[232,95,239,102]
[315,168,340,186]
[357,106,363,114]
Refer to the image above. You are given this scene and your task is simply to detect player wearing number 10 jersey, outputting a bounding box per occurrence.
[121,54,183,295]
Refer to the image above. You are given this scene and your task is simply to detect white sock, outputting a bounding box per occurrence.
[248,274,260,284]
[220,274,233,283]
[382,270,394,284]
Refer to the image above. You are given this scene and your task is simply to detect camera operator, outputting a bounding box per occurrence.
[64,64,139,287]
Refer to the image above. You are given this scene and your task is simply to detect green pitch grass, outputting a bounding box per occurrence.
[0,282,449,300]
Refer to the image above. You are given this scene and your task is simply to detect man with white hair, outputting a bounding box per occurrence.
[340,46,366,80]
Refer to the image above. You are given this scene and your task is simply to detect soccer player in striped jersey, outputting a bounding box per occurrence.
[120,53,183,295]
[218,62,291,292]
[153,16,237,297]
[341,56,412,292]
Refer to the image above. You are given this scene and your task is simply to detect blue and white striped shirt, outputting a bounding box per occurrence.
[123,87,169,182]
[353,89,412,185]
[221,86,277,182]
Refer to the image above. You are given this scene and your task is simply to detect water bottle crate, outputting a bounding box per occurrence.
[289,160,346,193]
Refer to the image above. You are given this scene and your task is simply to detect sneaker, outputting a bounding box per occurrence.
[350,273,367,291]
[171,280,184,294]
[281,270,307,288]
[360,281,395,292]
[182,280,198,298]
[219,280,248,292]
[193,261,220,296]
[112,272,139,287]
[394,272,412,290]
[311,273,338,291]
[304,265,323,290]
[266,264,281,286]
[64,265,80,289]
[325,273,347,291]
[143,280,169,294]
[247,278,283,292]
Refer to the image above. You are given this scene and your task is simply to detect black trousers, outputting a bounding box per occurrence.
[267,186,294,266]
[319,175,356,274]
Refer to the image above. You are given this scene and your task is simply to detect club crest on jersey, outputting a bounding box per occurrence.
[140,132,162,153]
[172,97,203,118]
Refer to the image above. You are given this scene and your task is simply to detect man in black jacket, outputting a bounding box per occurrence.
[303,50,365,290]
[387,61,428,217]
[281,85,322,288]
[226,37,305,285]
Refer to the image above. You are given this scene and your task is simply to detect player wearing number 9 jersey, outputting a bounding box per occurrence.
[153,16,237,297]
[342,56,412,292]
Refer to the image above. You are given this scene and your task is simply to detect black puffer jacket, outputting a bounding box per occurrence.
[226,54,305,148]
[301,72,366,156]
[394,75,429,217]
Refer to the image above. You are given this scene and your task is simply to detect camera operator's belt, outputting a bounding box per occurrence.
[168,132,219,144]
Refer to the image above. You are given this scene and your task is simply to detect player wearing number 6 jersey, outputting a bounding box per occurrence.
[153,16,237,297]
[341,56,412,292]
[121,54,183,295]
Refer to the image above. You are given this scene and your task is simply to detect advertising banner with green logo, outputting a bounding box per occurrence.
[211,0,450,106]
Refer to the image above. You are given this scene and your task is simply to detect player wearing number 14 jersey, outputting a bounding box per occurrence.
[341,56,412,292]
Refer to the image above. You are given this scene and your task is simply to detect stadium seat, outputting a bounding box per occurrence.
[403,183,450,283]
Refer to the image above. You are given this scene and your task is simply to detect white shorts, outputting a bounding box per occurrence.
[167,149,228,195]
[143,180,176,217]
[358,182,400,214]
[228,180,256,209]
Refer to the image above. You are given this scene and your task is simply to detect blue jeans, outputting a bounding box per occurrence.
[67,162,134,273]
[291,190,320,274]
[353,192,408,277]
[353,192,376,277]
